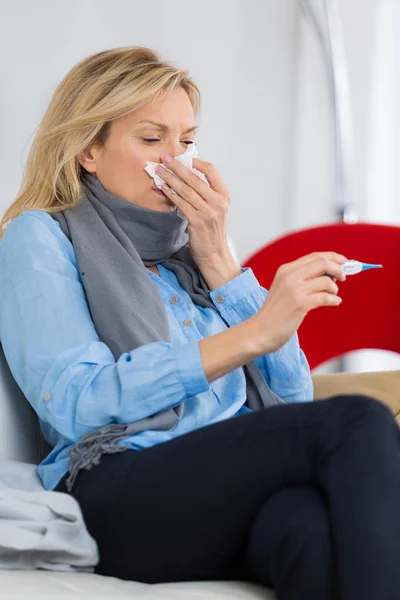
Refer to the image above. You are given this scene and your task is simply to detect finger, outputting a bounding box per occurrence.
[324,273,342,283]
[307,292,342,311]
[302,251,347,264]
[306,276,339,296]
[161,183,197,221]
[286,252,347,271]
[300,257,347,282]
[160,156,214,201]
[192,158,229,195]
[156,165,205,210]
[278,252,347,281]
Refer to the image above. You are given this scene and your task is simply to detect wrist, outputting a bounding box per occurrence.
[245,314,277,356]
[198,251,241,291]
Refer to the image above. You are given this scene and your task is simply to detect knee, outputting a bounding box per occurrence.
[328,394,395,431]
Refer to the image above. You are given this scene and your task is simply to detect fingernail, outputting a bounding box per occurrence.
[161,155,173,164]
[156,165,166,174]
[163,184,176,195]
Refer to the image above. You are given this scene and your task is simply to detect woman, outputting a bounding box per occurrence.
[0,47,399,600]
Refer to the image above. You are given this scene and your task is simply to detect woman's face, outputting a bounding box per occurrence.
[78,87,198,212]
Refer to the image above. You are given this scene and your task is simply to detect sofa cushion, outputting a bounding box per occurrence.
[313,370,400,423]
[0,344,44,463]
[0,570,272,599]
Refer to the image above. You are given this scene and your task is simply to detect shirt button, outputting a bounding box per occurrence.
[215,295,225,303]
[183,318,193,326]
[44,393,51,402]
[169,296,178,304]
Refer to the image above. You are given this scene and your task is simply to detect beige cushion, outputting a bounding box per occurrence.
[313,370,400,423]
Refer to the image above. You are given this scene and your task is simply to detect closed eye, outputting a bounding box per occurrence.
[142,139,194,145]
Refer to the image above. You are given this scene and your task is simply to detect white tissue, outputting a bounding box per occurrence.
[144,143,208,214]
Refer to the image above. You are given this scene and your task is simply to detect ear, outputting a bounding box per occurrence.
[77,145,100,174]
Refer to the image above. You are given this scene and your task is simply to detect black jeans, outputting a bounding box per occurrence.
[56,395,400,600]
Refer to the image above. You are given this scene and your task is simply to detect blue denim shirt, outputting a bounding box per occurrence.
[0,210,313,490]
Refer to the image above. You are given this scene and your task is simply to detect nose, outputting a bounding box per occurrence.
[162,140,185,161]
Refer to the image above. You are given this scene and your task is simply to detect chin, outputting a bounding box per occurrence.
[148,189,174,212]
[155,204,173,213]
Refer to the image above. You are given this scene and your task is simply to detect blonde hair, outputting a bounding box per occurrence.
[0,46,200,238]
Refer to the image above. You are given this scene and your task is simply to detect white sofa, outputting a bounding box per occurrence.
[1,341,400,598]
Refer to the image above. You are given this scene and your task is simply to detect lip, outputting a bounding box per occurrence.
[152,187,167,197]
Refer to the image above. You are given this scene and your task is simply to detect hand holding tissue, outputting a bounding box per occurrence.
[144,143,239,286]
[144,143,208,214]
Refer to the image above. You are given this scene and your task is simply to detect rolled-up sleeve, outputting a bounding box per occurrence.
[0,213,210,443]
[209,267,267,324]
[209,266,313,403]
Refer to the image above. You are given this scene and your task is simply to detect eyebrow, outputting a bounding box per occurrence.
[136,120,198,134]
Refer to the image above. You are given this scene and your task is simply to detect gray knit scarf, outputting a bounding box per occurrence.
[51,171,283,491]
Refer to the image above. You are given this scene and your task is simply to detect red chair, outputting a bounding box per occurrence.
[242,223,400,370]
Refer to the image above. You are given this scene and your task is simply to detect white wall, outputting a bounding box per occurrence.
[0,0,298,265]
[365,0,400,224]
[289,0,382,231]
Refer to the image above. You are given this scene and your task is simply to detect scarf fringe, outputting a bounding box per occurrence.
[66,424,131,492]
